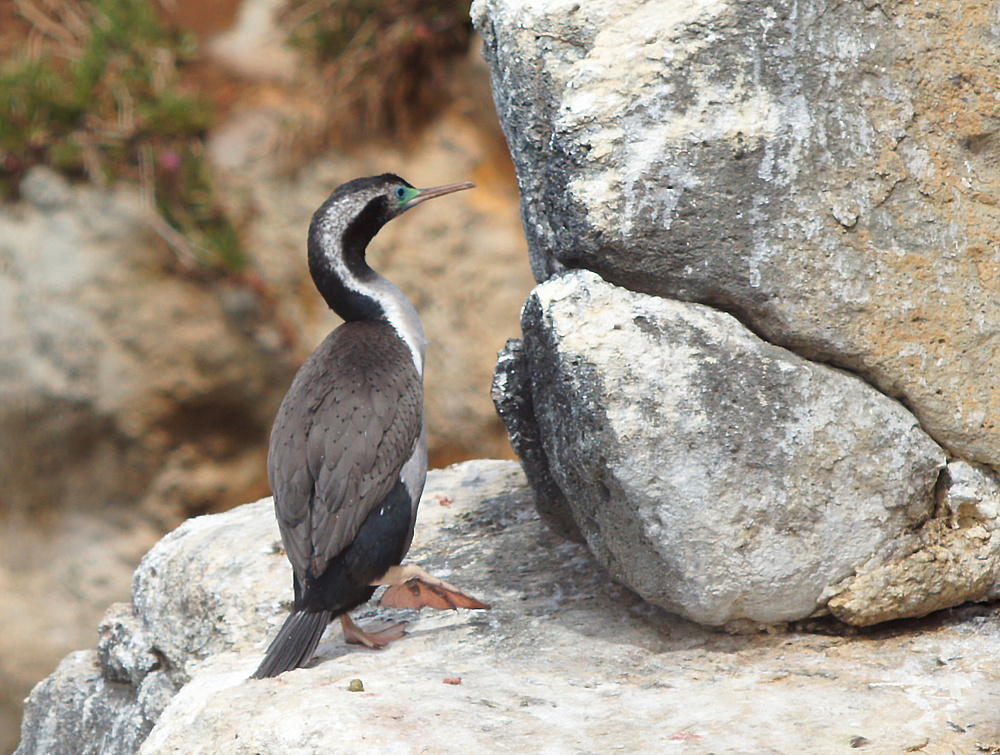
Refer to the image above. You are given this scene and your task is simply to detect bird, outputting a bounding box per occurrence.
[251,174,488,679]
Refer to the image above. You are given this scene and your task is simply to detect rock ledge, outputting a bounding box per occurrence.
[16,461,1000,755]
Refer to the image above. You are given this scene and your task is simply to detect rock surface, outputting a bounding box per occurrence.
[15,461,1000,755]
[515,271,947,625]
[491,337,580,542]
[473,0,1000,468]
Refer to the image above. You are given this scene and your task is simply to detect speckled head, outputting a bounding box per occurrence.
[305,174,474,371]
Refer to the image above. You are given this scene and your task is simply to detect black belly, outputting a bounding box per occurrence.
[296,478,413,616]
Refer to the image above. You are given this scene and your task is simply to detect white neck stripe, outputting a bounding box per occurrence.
[318,224,426,375]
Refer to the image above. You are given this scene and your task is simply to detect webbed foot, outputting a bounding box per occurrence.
[340,614,408,648]
[374,564,490,611]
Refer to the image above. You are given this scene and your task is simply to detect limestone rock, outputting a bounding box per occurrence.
[941,460,1000,529]
[12,494,290,755]
[97,604,161,688]
[16,461,1000,754]
[828,461,1000,626]
[518,271,945,625]
[472,0,1000,468]
[14,650,176,755]
[128,500,290,675]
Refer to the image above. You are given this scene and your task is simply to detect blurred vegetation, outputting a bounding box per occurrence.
[0,0,475,268]
[281,0,473,145]
[0,0,245,272]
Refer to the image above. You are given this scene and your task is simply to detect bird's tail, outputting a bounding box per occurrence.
[250,609,332,679]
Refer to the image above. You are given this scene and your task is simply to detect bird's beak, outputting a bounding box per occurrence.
[405,180,475,209]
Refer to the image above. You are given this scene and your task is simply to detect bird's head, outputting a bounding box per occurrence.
[312,174,474,247]
[306,174,474,322]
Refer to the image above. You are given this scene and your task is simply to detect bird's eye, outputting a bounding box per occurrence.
[394,186,407,200]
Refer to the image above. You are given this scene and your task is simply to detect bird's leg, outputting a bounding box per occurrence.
[374,564,490,611]
[340,614,408,649]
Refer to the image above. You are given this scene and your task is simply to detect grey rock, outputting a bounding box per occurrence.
[492,338,581,541]
[519,271,945,625]
[129,499,290,675]
[97,604,161,688]
[14,651,176,755]
[14,496,290,755]
[17,461,1000,754]
[13,498,289,755]
[472,0,1000,467]
[941,460,1000,528]
[19,167,73,211]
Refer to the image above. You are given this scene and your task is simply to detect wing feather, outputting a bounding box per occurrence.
[267,320,422,583]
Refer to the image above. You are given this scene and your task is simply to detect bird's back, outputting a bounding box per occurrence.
[267,320,423,585]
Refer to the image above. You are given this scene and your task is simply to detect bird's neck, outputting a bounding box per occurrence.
[308,221,426,375]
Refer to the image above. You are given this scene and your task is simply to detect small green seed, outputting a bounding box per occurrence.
[348,678,364,692]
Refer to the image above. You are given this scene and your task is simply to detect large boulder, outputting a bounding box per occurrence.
[15,461,1000,754]
[508,270,946,625]
[473,0,1000,468]
[476,0,1000,627]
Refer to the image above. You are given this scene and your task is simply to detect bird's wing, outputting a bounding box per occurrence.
[267,321,422,582]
